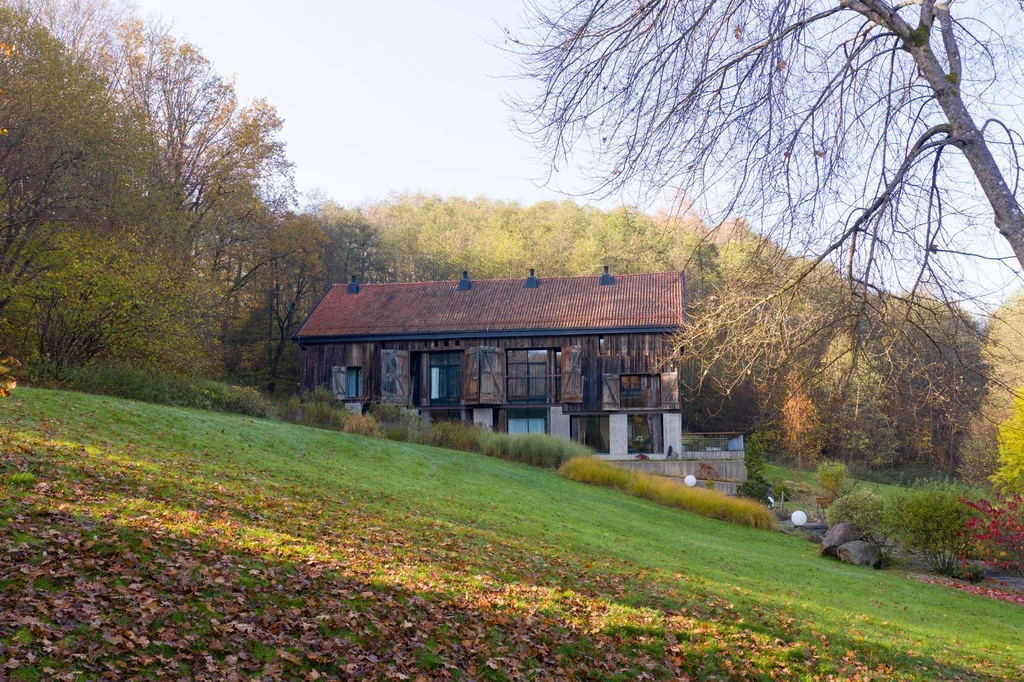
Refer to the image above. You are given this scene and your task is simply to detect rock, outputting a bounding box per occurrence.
[837,540,882,569]
[819,522,862,557]
[805,531,825,544]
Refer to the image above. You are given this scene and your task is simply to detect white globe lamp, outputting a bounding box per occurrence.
[684,474,697,487]
[791,510,807,527]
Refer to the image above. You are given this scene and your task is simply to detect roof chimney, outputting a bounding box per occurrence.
[347,274,361,294]
[457,270,472,291]
[599,265,615,286]
[524,268,540,288]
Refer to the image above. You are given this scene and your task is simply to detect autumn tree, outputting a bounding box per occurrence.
[10,232,205,372]
[253,213,326,388]
[996,396,1024,493]
[105,19,293,252]
[0,4,151,314]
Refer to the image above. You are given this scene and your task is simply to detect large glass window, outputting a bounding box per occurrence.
[628,414,653,453]
[429,352,462,405]
[346,367,363,398]
[507,408,547,434]
[507,349,548,403]
[575,416,610,453]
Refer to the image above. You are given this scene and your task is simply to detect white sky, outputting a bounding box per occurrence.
[134,0,602,208]
[134,0,1021,305]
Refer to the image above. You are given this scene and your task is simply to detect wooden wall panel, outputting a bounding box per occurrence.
[299,332,680,411]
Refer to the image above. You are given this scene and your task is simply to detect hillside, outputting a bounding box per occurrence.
[1,388,1022,681]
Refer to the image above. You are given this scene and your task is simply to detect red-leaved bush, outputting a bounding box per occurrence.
[962,495,1024,576]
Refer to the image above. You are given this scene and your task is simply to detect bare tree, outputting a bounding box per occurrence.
[510,0,1024,294]
[510,1,1024,470]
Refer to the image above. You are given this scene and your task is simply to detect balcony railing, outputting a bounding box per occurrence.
[680,433,744,452]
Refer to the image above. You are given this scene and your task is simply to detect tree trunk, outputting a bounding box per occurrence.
[898,12,1024,267]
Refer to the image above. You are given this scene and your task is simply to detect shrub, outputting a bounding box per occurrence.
[53,363,272,417]
[369,403,406,423]
[888,481,977,576]
[278,388,384,436]
[343,413,383,438]
[773,480,797,501]
[962,494,1024,577]
[295,400,349,429]
[826,489,889,543]
[0,355,20,398]
[950,562,986,583]
[305,386,337,406]
[816,460,848,505]
[738,435,773,502]
[737,478,773,503]
[558,457,777,530]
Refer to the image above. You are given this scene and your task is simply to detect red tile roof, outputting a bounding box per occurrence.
[295,271,685,340]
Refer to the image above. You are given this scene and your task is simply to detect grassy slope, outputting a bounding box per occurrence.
[0,388,1021,681]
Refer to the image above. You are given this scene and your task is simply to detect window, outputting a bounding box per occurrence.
[346,367,363,398]
[507,408,547,434]
[574,415,610,453]
[507,349,548,403]
[620,375,643,408]
[429,352,462,405]
[620,374,659,408]
[628,414,653,453]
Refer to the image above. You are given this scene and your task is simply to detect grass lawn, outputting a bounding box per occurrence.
[1,387,1022,680]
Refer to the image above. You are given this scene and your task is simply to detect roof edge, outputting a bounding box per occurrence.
[294,325,680,345]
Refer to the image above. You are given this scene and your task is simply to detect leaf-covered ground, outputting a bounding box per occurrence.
[1,388,1022,681]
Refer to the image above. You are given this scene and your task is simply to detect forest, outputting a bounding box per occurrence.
[1,0,1023,488]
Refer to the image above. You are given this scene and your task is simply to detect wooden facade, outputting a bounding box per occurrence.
[299,333,677,411]
[297,332,683,454]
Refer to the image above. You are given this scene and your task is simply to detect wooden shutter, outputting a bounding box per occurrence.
[464,347,481,403]
[331,366,347,399]
[381,350,411,405]
[393,350,410,405]
[602,373,620,410]
[479,347,504,404]
[661,371,679,409]
[561,345,582,402]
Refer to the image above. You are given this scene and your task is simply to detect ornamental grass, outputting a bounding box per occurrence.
[559,456,777,530]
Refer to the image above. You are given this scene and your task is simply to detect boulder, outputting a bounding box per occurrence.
[805,531,826,544]
[837,540,882,569]
[819,522,862,557]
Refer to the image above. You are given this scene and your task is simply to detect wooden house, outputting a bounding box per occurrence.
[294,267,695,458]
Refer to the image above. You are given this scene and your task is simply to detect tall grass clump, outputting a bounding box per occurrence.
[52,363,272,417]
[559,457,777,530]
[280,388,382,437]
[429,421,485,452]
[373,409,590,469]
[479,432,590,468]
